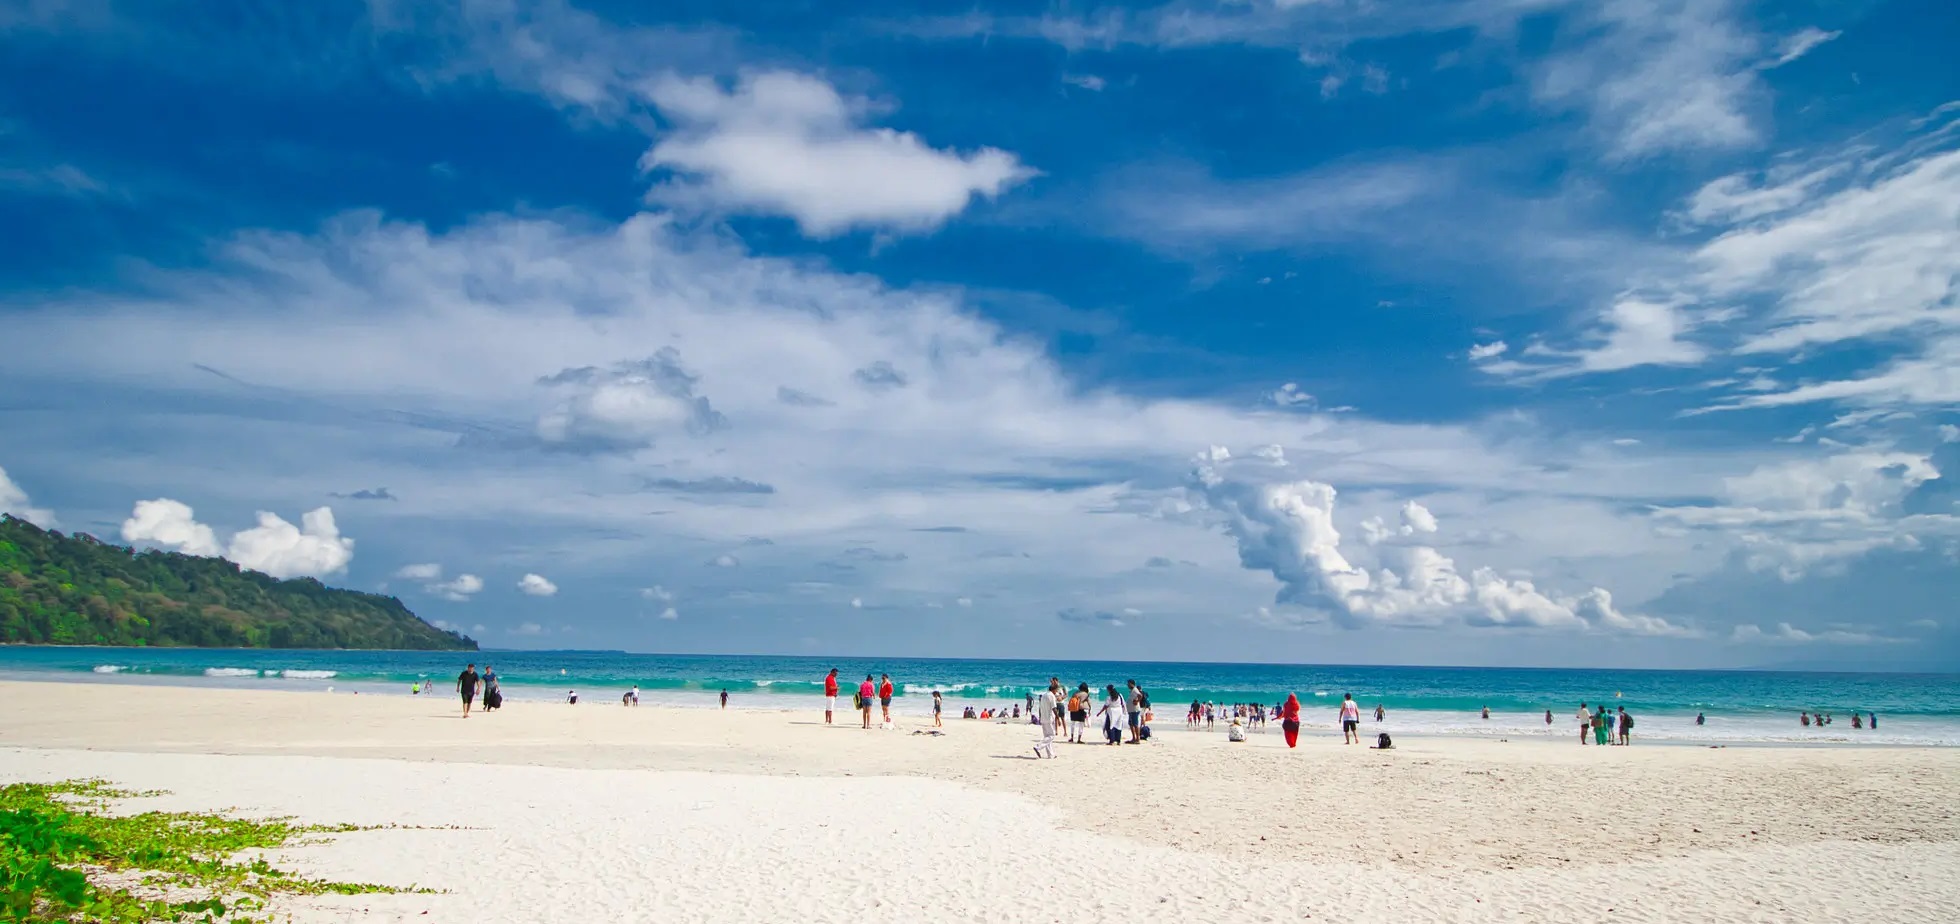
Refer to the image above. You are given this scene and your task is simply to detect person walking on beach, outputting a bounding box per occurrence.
[931,690,943,727]
[1280,693,1301,748]
[858,675,876,729]
[720,689,728,709]
[1340,694,1362,745]
[1617,707,1633,745]
[1034,680,1060,758]
[481,665,500,712]
[1545,709,1553,728]
[456,663,479,718]
[1577,703,1591,745]
[879,674,895,725]
[824,668,840,725]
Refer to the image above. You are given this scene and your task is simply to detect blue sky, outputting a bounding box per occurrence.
[2,0,1956,668]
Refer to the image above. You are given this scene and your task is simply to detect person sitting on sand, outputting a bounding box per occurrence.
[1228,715,1246,742]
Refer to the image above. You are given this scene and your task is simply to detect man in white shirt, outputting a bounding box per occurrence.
[1034,680,1060,758]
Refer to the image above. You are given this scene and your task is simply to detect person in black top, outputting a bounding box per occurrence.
[456,663,480,718]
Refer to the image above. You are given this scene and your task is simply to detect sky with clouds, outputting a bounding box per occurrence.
[1,0,1955,669]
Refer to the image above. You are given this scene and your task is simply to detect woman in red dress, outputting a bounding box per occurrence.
[1281,693,1302,748]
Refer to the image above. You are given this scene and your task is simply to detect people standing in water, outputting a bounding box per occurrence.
[1341,694,1362,744]
[720,689,728,709]
[858,675,876,729]
[1481,705,1490,720]
[1280,693,1302,748]
[1375,704,1386,723]
[1696,712,1706,726]
[455,663,479,718]
[1870,712,1878,730]
[1545,709,1554,728]
[823,668,840,725]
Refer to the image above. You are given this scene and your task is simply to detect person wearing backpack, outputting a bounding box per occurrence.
[1618,707,1634,745]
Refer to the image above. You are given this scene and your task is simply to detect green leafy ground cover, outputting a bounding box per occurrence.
[1,780,426,922]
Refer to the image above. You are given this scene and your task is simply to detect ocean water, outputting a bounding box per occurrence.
[3,646,1956,746]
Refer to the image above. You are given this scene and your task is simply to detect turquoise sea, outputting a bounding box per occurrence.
[4,646,1956,746]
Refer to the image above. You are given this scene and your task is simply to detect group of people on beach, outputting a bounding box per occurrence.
[1570,703,1634,745]
[822,669,898,729]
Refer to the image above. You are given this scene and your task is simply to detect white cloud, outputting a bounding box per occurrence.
[534,350,725,452]
[955,597,973,607]
[1765,27,1840,68]
[120,499,223,557]
[511,621,545,636]
[1268,382,1314,407]
[1062,73,1105,91]
[641,71,1032,236]
[518,573,559,596]
[1531,0,1764,159]
[1941,425,1960,444]
[429,573,484,602]
[1189,448,1692,635]
[1730,622,1902,645]
[122,500,351,578]
[658,606,679,620]
[1467,341,1507,362]
[225,507,355,579]
[395,562,443,581]
[0,465,56,528]
[640,585,674,602]
[850,596,863,608]
[712,554,740,568]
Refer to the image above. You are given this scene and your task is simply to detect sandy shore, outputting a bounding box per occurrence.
[3,680,1957,922]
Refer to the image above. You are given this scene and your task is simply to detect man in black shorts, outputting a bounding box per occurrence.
[456,663,480,718]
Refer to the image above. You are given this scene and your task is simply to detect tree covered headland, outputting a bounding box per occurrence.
[0,515,476,650]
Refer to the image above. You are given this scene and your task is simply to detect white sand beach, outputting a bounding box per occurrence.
[4,680,1958,922]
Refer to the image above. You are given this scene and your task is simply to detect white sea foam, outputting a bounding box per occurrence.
[203,668,264,678]
[92,665,128,674]
[279,670,337,679]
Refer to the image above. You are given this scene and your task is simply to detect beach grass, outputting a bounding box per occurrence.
[0,779,419,922]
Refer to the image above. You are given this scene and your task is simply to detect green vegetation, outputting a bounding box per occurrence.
[0,516,474,650]
[0,779,424,922]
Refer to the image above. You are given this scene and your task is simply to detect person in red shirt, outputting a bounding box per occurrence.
[1281,693,1302,748]
[858,675,876,729]
[823,669,839,725]
[878,674,895,725]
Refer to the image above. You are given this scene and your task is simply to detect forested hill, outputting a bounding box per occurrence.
[0,515,476,650]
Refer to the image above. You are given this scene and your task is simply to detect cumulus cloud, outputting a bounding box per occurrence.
[641,70,1032,236]
[225,508,356,579]
[712,554,740,568]
[511,622,545,636]
[395,563,443,581]
[1190,448,1692,635]
[124,500,353,580]
[518,573,559,596]
[852,360,909,391]
[429,573,484,602]
[0,465,56,528]
[120,499,224,557]
[535,349,726,453]
[657,607,679,620]
[640,585,674,602]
